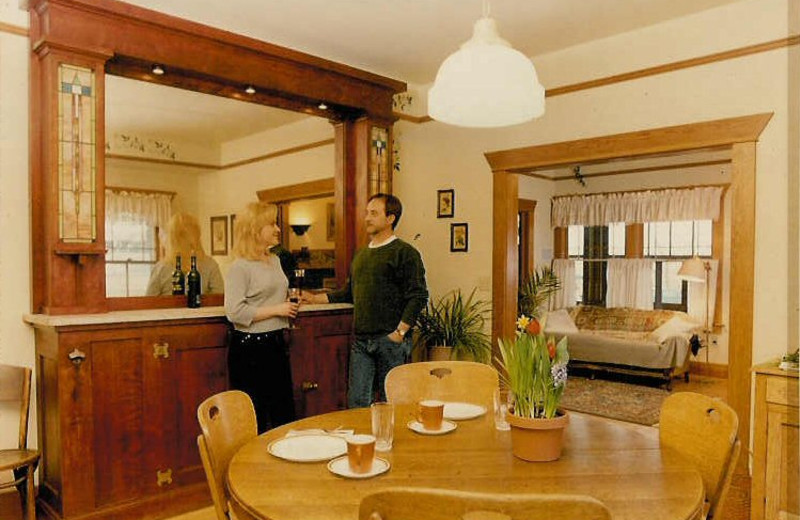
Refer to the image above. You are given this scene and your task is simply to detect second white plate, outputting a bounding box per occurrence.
[327,456,390,479]
[443,402,487,421]
[268,434,347,462]
[407,419,457,435]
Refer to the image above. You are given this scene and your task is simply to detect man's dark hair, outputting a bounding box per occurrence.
[369,193,402,229]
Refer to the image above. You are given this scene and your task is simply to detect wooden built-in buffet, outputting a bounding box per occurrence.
[25,304,352,520]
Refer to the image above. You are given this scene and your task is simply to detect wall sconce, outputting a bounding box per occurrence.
[290,224,311,236]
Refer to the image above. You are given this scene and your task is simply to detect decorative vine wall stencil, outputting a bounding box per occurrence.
[110,133,178,160]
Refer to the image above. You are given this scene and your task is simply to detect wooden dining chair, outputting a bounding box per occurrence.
[0,364,40,520]
[359,487,612,520]
[384,361,499,409]
[197,390,258,520]
[659,391,740,519]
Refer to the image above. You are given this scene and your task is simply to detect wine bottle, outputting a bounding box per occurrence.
[171,255,185,295]
[186,253,201,308]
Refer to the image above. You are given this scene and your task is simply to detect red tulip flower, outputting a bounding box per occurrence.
[547,340,556,360]
[526,319,541,336]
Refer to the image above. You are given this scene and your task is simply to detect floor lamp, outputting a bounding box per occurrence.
[677,257,712,362]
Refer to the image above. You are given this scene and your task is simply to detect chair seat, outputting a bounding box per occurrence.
[0,450,39,472]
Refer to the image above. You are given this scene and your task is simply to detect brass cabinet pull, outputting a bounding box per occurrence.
[156,468,172,486]
[301,381,319,392]
[153,342,170,359]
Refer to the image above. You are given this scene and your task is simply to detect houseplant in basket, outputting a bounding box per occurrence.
[497,315,570,461]
[415,288,492,363]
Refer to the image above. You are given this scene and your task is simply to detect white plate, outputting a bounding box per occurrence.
[268,434,347,462]
[327,456,390,479]
[443,402,487,421]
[407,419,457,435]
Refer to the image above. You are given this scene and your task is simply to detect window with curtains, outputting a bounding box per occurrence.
[568,222,625,306]
[105,220,159,297]
[644,220,712,311]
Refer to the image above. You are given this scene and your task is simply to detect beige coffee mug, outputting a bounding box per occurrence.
[346,434,375,474]
[418,399,445,430]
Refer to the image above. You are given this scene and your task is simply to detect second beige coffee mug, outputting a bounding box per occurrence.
[418,399,445,430]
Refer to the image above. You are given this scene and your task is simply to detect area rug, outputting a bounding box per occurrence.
[560,376,670,426]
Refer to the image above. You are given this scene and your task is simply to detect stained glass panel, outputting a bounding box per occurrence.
[369,126,390,195]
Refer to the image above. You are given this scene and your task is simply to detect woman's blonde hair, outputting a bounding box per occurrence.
[233,201,278,260]
[164,213,206,271]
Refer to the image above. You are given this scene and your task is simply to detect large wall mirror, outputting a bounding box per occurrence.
[104,75,336,299]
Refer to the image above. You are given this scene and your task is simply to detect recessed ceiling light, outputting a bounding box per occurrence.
[151,64,165,75]
[317,102,328,110]
[245,85,256,95]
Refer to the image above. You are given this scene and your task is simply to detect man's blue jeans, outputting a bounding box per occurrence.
[347,333,412,408]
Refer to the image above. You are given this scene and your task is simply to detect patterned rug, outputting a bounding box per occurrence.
[560,376,670,426]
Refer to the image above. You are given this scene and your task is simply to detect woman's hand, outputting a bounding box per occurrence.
[272,301,299,319]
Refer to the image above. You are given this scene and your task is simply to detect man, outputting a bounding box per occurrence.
[305,193,428,408]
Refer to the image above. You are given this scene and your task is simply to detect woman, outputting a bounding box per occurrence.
[225,201,298,432]
[145,212,224,296]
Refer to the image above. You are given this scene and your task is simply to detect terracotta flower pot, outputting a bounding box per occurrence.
[427,345,453,361]
[506,409,569,462]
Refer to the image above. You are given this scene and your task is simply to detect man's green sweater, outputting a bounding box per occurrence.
[328,238,428,336]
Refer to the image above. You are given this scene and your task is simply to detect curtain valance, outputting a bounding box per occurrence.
[551,186,723,228]
[105,189,172,229]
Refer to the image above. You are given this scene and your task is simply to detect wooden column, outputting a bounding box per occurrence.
[30,43,110,314]
[728,141,756,460]
[492,171,519,354]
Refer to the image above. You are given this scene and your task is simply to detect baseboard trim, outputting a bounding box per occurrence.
[689,361,728,378]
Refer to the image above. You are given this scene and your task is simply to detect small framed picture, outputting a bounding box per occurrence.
[210,216,228,256]
[437,189,455,218]
[229,214,237,248]
[450,223,468,252]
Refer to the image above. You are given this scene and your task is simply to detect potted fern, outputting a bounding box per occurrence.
[415,289,492,363]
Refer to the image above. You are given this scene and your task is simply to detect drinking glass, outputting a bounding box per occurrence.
[370,402,395,451]
[493,388,511,431]
[287,287,301,329]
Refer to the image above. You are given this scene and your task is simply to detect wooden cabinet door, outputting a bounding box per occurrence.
[290,313,351,417]
[145,323,229,488]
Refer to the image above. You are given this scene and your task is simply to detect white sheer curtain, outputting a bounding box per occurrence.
[551,186,723,227]
[105,189,172,230]
[551,258,576,310]
[686,259,719,327]
[606,258,655,309]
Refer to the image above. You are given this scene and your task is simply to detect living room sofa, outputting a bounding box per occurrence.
[544,306,699,389]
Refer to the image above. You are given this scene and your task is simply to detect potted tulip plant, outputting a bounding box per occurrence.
[497,315,570,461]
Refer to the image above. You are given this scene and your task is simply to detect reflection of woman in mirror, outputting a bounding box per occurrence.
[224,201,297,432]
[145,212,224,296]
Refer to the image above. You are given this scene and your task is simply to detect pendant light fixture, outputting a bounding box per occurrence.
[428,1,545,128]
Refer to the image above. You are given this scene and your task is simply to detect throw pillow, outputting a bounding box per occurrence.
[544,309,579,333]
[648,315,699,343]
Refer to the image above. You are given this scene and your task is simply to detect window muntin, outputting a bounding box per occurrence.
[105,218,158,297]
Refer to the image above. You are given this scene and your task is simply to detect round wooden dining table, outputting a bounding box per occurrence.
[227,406,704,520]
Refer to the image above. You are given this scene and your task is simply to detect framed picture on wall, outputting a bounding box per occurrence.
[326,202,335,241]
[229,214,236,248]
[437,189,454,218]
[210,216,228,256]
[450,223,468,252]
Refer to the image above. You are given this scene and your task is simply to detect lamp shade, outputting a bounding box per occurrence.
[427,17,545,128]
[677,257,707,283]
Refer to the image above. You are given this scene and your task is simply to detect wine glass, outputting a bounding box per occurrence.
[288,287,301,329]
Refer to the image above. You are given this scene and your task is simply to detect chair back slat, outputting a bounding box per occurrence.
[360,488,612,520]
[0,364,32,450]
[197,390,258,520]
[385,361,498,409]
[659,391,739,518]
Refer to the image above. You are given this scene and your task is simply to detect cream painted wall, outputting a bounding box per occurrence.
[199,117,334,273]
[106,160,202,217]
[396,0,794,372]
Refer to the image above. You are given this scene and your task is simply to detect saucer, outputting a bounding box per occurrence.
[443,402,486,421]
[407,419,457,435]
[327,456,390,479]
[268,434,347,462]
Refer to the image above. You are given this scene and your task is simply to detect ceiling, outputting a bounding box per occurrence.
[106,0,744,149]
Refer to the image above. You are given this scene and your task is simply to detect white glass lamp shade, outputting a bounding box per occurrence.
[428,17,545,128]
[677,257,707,283]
